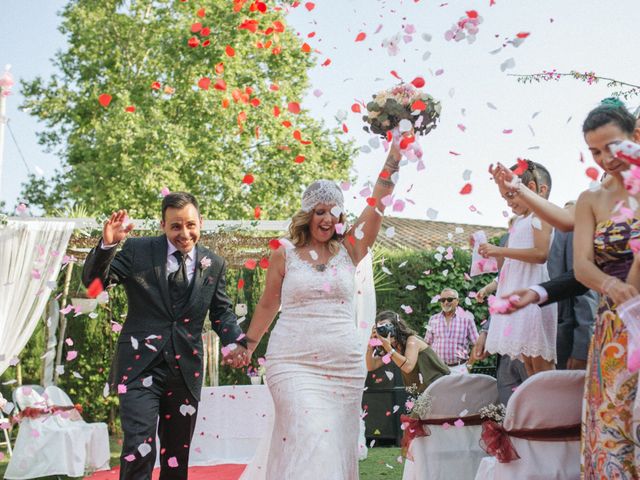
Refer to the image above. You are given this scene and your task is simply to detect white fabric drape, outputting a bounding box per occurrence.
[0,220,74,376]
[355,252,376,461]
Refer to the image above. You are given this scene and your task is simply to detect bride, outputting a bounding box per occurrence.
[241,139,405,479]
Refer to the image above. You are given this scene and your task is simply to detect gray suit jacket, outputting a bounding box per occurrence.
[82,235,243,400]
[547,231,597,364]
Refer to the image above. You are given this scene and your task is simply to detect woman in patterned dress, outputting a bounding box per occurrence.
[574,99,640,478]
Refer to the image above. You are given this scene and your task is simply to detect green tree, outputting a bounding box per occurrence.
[20,0,355,218]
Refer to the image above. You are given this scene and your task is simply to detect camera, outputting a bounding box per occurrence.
[376,323,396,338]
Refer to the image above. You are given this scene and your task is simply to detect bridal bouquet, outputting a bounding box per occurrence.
[362,83,441,139]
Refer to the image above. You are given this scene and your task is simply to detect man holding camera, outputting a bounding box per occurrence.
[424,288,479,374]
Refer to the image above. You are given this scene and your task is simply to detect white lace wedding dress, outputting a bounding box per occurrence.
[240,244,366,480]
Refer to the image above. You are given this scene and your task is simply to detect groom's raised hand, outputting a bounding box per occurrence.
[103,209,134,245]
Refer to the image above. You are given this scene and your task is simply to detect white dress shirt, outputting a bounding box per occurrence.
[101,238,197,283]
[166,239,196,283]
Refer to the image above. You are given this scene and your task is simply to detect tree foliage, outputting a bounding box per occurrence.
[20,0,355,218]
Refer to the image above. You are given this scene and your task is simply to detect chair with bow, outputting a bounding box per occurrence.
[402,373,499,480]
[474,369,584,480]
[5,384,110,479]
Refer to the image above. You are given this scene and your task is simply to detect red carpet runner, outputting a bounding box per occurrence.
[85,464,247,480]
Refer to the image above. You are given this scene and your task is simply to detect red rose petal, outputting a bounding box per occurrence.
[259,257,270,269]
[214,78,227,91]
[151,81,161,90]
[254,206,262,219]
[288,102,301,114]
[513,158,528,175]
[294,155,305,164]
[242,173,254,185]
[516,32,530,38]
[301,43,311,53]
[87,278,104,299]
[366,197,377,207]
[466,10,478,18]
[459,183,473,195]
[237,279,245,289]
[586,167,599,181]
[196,8,205,18]
[98,94,112,107]
[225,45,235,57]
[269,239,281,250]
[187,37,200,48]
[390,70,402,80]
[125,105,136,113]
[305,2,315,11]
[191,22,202,33]
[244,259,257,270]
[411,76,425,88]
[355,32,366,42]
[197,77,211,90]
[351,103,361,113]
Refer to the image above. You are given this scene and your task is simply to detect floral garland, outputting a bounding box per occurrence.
[509,70,640,100]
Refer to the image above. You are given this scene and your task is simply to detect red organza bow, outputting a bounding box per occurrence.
[400,415,431,460]
[14,404,82,423]
[479,420,520,463]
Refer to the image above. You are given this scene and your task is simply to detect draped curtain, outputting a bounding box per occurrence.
[0,220,75,376]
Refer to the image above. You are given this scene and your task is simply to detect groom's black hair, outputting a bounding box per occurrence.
[161,192,200,220]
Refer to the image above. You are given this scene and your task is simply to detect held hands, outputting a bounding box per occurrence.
[224,345,251,369]
[103,210,134,245]
[471,331,490,361]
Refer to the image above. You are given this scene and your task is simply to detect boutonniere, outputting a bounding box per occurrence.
[200,256,212,271]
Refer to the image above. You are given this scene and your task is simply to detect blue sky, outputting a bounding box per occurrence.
[2,0,639,227]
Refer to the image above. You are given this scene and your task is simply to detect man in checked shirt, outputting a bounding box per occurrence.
[424,288,479,374]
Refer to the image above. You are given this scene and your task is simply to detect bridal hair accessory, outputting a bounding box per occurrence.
[301,180,344,213]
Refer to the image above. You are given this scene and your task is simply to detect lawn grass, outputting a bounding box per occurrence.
[0,438,403,479]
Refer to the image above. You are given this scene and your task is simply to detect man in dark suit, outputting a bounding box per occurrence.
[83,192,248,480]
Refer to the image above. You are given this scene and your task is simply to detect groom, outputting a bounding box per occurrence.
[82,192,248,480]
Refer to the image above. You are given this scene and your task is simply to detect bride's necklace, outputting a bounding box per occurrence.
[307,244,329,272]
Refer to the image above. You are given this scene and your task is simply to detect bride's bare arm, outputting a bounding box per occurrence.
[245,247,286,353]
[345,140,402,265]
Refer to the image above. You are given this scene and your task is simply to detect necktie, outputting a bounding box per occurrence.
[168,251,189,303]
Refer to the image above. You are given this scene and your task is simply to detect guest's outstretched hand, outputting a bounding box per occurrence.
[499,288,540,313]
[103,210,134,245]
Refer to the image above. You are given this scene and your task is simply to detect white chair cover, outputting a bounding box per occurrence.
[5,385,110,479]
[474,370,584,480]
[403,374,499,480]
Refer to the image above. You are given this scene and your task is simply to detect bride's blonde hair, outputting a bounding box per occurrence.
[288,208,346,255]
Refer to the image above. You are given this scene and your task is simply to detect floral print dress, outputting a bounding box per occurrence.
[582,218,640,479]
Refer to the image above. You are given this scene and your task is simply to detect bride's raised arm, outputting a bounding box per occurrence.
[344,138,403,265]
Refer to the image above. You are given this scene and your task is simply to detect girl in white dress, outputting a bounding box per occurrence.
[241,139,405,479]
[478,160,557,376]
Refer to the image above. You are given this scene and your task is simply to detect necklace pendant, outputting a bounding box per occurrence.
[314,263,327,272]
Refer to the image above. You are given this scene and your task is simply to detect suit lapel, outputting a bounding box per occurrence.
[152,235,174,316]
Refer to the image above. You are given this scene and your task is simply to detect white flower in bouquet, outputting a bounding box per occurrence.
[0,392,6,411]
[404,384,433,420]
[479,403,506,423]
